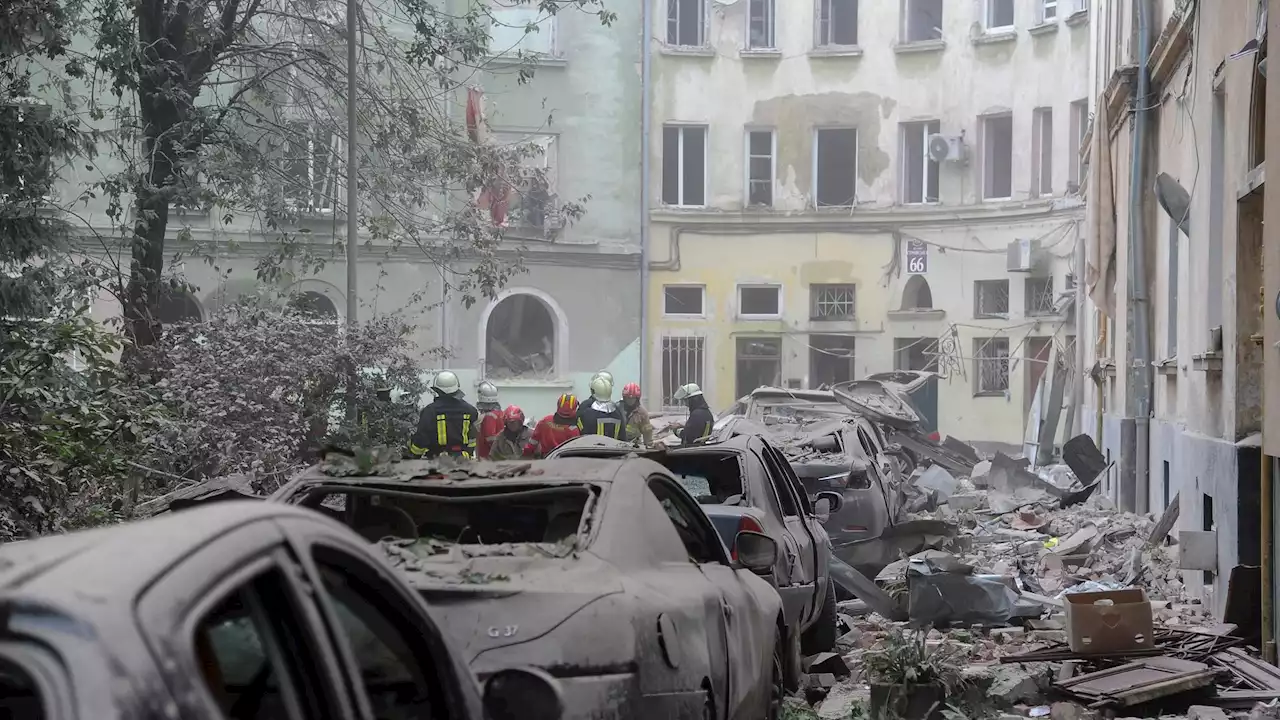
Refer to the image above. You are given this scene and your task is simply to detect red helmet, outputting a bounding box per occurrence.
[556,393,579,418]
[503,405,525,425]
[622,382,641,399]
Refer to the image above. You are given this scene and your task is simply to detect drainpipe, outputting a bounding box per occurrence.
[639,0,652,393]
[1264,452,1274,662]
[1127,0,1154,513]
[1075,226,1087,435]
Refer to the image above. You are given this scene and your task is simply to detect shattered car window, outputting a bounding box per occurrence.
[662,455,745,505]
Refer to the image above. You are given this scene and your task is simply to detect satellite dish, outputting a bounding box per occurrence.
[1154,172,1191,236]
[927,134,951,163]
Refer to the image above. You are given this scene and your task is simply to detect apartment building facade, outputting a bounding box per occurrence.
[647,0,1090,449]
[73,3,644,416]
[1081,0,1269,612]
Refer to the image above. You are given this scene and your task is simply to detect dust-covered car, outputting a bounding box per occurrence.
[548,433,843,656]
[0,502,561,720]
[272,456,792,720]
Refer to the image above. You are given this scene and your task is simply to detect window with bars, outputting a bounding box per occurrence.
[809,284,856,320]
[973,279,1009,318]
[736,337,782,398]
[747,0,776,48]
[973,337,1010,395]
[1024,276,1057,316]
[284,121,340,212]
[746,129,775,207]
[662,336,705,409]
[667,0,706,46]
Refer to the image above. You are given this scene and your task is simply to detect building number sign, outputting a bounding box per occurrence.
[906,240,928,274]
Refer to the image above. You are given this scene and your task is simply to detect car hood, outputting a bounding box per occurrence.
[381,543,624,663]
[864,371,937,395]
[831,380,921,428]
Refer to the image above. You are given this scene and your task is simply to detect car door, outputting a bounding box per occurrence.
[769,444,832,595]
[757,444,820,626]
[135,518,353,720]
[646,476,750,720]
[280,515,483,720]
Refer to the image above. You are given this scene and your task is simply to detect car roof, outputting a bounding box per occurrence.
[0,502,320,598]
[285,455,666,489]
[748,387,840,403]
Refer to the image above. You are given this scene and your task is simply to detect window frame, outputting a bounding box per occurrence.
[1031,107,1054,198]
[281,120,342,214]
[662,123,709,208]
[980,112,1014,202]
[666,0,708,47]
[809,283,857,321]
[646,474,733,565]
[1067,99,1089,192]
[487,1,558,56]
[1039,0,1058,23]
[900,0,944,43]
[735,336,784,398]
[899,119,941,205]
[816,0,860,47]
[744,127,777,208]
[1024,275,1057,317]
[812,126,859,208]
[746,0,777,49]
[736,283,784,319]
[491,130,558,228]
[660,334,707,410]
[973,336,1011,396]
[983,0,1015,31]
[973,278,1010,318]
[662,284,707,318]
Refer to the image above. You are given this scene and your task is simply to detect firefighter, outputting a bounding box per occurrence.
[475,380,503,459]
[577,374,626,439]
[674,383,714,445]
[620,382,653,446]
[530,393,581,457]
[409,370,479,459]
[489,405,533,460]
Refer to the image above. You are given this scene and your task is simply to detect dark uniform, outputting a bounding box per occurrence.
[577,400,626,439]
[680,395,715,445]
[409,393,480,459]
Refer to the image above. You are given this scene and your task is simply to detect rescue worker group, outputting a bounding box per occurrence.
[407,371,716,459]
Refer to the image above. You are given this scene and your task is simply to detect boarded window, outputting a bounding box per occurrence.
[974,279,1009,318]
[815,128,857,207]
[662,336,705,409]
[973,337,1010,395]
[736,337,782,397]
[662,125,707,206]
[810,335,855,387]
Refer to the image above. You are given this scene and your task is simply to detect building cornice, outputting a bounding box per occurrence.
[650,199,1084,230]
[1149,5,1196,92]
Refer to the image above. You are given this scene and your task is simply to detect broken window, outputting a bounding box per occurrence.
[738,285,781,317]
[1025,276,1057,316]
[667,0,705,46]
[493,132,556,228]
[746,129,775,207]
[488,0,555,54]
[810,334,856,387]
[817,0,859,46]
[157,288,203,326]
[1068,99,1088,192]
[662,125,707,207]
[1032,107,1053,197]
[748,0,776,48]
[981,113,1013,200]
[895,337,936,371]
[814,128,857,207]
[736,337,782,397]
[810,283,856,320]
[900,120,940,204]
[484,293,556,378]
[973,279,1009,318]
[662,335,705,409]
[289,291,339,322]
[985,0,1015,30]
[902,0,943,42]
[284,121,340,212]
[901,275,934,310]
[1039,0,1057,22]
[973,337,1010,395]
[663,285,705,316]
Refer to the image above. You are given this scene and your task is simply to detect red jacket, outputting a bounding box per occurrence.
[530,414,580,457]
[477,409,504,459]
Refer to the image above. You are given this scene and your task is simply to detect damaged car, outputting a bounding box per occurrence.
[272,455,792,720]
[0,501,561,720]
[548,433,844,656]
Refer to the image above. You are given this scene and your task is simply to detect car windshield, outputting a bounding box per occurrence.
[300,483,597,558]
[751,399,849,423]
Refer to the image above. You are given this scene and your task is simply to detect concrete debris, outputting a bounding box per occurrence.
[915,465,959,500]
[1188,707,1230,720]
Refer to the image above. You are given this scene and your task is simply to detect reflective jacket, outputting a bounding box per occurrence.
[409,394,480,458]
[489,427,534,461]
[530,414,581,457]
[622,403,654,446]
[577,399,626,440]
[680,399,714,446]
[477,409,504,459]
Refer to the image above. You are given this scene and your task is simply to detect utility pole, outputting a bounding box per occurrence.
[345,0,359,327]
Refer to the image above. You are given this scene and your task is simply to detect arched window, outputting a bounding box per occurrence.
[901,275,934,310]
[289,291,338,321]
[484,293,557,378]
[156,288,203,325]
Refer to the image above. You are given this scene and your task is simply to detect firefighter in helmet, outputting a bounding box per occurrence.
[530,393,581,457]
[620,382,654,446]
[674,383,714,446]
[409,371,479,459]
[475,380,503,459]
[576,374,626,439]
[489,405,533,460]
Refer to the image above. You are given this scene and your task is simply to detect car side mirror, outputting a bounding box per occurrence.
[733,531,777,574]
[815,490,844,517]
[483,667,563,720]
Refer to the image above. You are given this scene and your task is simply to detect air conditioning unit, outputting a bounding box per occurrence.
[927,133,969,164]
[1006,238,1041,272]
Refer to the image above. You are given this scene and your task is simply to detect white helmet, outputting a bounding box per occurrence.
[432,370,462,396]
[589,375,614,401]
[477,380,499,404]
[673,383,703,401]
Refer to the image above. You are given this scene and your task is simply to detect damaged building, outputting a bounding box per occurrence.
[645,0,1090,453]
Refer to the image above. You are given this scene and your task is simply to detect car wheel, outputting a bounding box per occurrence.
[800,579,838,654]
[766,633,786,720]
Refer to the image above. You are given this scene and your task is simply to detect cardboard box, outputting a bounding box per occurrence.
[1064,588,1154,653]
